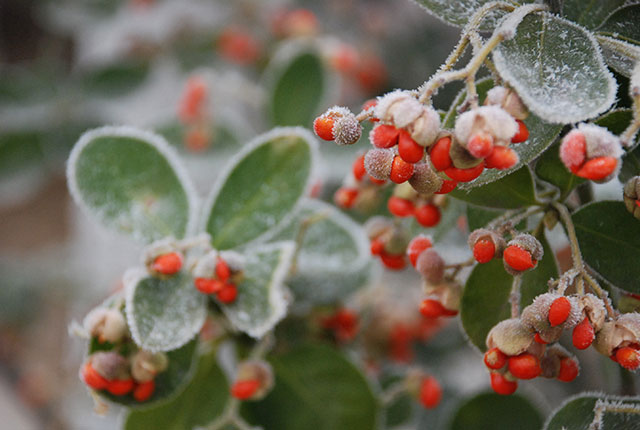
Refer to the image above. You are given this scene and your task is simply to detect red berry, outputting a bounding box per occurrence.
[574,156,617,181]
[557,357,579,382]
[389,156,415,184]
[419,376,442,409]
[133,380,155,402]
[313,116,335,141]
[369,175,387,185]
[153,252,183,275]
[184,129,210,152]
[572,317,595,350]
[370,239,385,256]
[511,120,529,143]
[398,131,425,163]
[334,187,359,209]
[490,372,517,395]
[388,196,415,217]
[371,124,400,148]
[548,296,571,327]
[218,27,261,65]
[407,236,432,267]
[444,163,484,183]
[353,155,367,181]
[615,347,640,371]
[217,283,238,303]
[560,130,586,170]
[435,179,457,194]
[231,379,260,400]
[467,133,494,158]
[362,99,379,122]
[419,299,457,318]
[195,278,224,295]
[178,77,207,124]
[534,333,548,344]
[508,353,541,380]
[473,239,495,264]
[81,363,108,390]
[215,258,231,282]
[415,204,441,227]
[333,309,359,342]
[485,146,518,170]
[380,253,407,270]
[430,137,452,171]
[484,348,508,370]
[503,245,536,272]
[107,378,135,396]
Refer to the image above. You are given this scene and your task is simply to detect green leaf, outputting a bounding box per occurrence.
[203,127,316,250]
[535,143,585,200]
[493,12,617,124]
[0,131,44,179]
[450,167,537,209]
[620,144,640,183]
[467,205,503,232]
[266,199,371,305]
[573,201,640,293]
[267,45,328,126]
[443,77,562,189]
[450,392,542,430]
[221,242,295,338]
[92,339,198,407]
[561,0,626,30]
[597,4,640,45]
[461,234,557,351]
[413,0,535,31]
[125,270,206,352]
[596,35,640,78]
[82,61,150,97]
[67,126,197,243]
[544,393,640,430]
[245,344,377,430]
[124,351,228,430]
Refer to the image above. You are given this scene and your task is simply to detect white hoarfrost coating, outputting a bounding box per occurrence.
[454,105,518,145]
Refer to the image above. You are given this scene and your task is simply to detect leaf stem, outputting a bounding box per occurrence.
[552,202,585,294]
[510,275,522,317]
[380,381,408,407]
[620,81,640,147]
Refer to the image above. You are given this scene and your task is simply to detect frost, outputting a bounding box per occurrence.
[493,12,617,124]
[595,35,640,78]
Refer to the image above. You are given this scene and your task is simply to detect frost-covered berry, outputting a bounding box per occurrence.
[370,124,400,148]
[429,136,453,171]
[314,106,362,145]
[485,146,519,170]
[398,130,425,163]
[364,148,394,181]
[549,296,572,327]
[615,346,640,371]
[85,308,128,344]
[407,235,432,267]
[486,318,533,357]
[389,156,415,184]
[503,234,543,275]
[559,124,623,182]
[484,86,529,121]
[444,163,484,183]
[572,317,595,350]
[468,229,506,264]
[232,360,274,401]
[408,162,443,195]
[512,120,529,143]
[416,248,444,284]
[455,106,518,151]
[152,252,183,275]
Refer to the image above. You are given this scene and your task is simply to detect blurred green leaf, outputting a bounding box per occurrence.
[562,0,626,29]
[535,143,585,200]
[450,392,542,430]
[450,167,537,209]
[596,4,640,45]
[81,61,150,97]
[414,0,535,31]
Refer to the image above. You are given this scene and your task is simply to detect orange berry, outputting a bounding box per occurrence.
[215,258,231,282]
[430,136,452,171]
[218,27,261,65]
[369,175,387,185]
[485,146,518,170]
[380,253,407,270]
[407,236,432,267]
[419,299,457,318]
[313,116,335,141]
[194,278,224,295]
[362,99,379,122]
[389,156,415,184]
[503,245,535,272]
[107,378,135,396]
[231,379,260,400]
[133,380,155,402]
[574,156,617,181]
[508,353,541,380]
[435,179,457,194]
[557,357,579,382]
[217,283,238,304]
[414,204,441,227]
[490,372,517,395]
[352,155,367,181]
[331,44,359,74]
[473,239,495,264]
[559,130,586,171]
[334,187,359,209]
[615,347,640,371]
[534,333,548,344]
[370,238,385,256]
[388,196,415,217]
[572,317,595,350]
[484,347,507,370]
[81,363,108,390]
[444,163,484,183]
[371,124,400,148]
[548,296,571,327]
[398,131,425,163]
[467,133,494,158]
[419,376,442,409]
[511,120,529,143]
[178,77,207,123]
[184,129,210,152]
[152,252,183,275]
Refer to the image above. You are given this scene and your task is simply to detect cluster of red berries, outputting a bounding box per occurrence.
[365,217,410,270]
[468,229,543,276]
[387,183,444,228]
[230,360,274,402]
[194,256,239,304]
[321,308,359,343]
[559,123,623,182]
[178,76,212,152]
[334,153,386,210]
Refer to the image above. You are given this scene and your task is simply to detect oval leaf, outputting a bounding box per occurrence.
[266,199,371,305]
[597,4,640,45]
[561,0,626,30]
[203,127,316,250]
[67,126,198,243]
[443,77,562,189]
[221,241,295,338]
[573,201,640,293]
[125,270,206,352]
[493,12,617,124]
[267,45,328,126]
[535,142,585,200]
[596,35,640,78]
[545,393,640,430]
[450,392,542,430]
[450,166,537,209]
[245,344,377,430]
[124,351,228,430]
[461,234,557,350]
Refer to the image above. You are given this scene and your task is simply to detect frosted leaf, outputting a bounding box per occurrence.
[561,0,626,30]
[125,268,206,352]
[493,12,617,124]
[221,242,294,338]
[544,393,640,430]
[596,35,640,78]
[596,3,640,45]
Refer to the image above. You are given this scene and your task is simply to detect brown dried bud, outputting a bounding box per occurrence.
[90,351,130,381]
[85,308,128,344]
[333,111,363,146]
[439,281,462,312]
[449,137,484,169]
[467,228,506,258]
[540,344,575,379]
[593,313,640,356]
[416,248,444,284]
[486,318,533,356]
[364,148,394,181]
[623,176,640,220]
[131,350,169,383]
[408,162,443,195]
[579,294,607,332]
